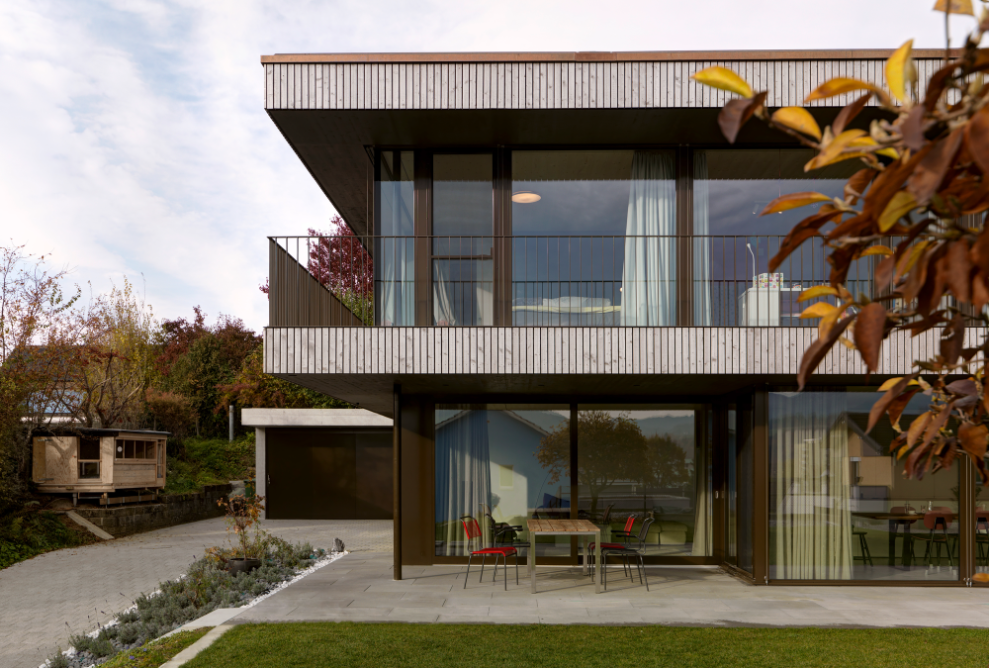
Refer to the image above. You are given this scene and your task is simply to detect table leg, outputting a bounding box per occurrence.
[903,522,912,566]
[530,538,537,594]
[594,530,601,594]
[582,537,588,576]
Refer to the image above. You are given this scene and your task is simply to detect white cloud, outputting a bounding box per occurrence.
[0,0,976,330]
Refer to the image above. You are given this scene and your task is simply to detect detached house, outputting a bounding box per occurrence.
[260,49,987,587]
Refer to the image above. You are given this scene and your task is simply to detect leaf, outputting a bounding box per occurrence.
[805,78,881,103]
[854,302,887,372]
[965,107,989,177]
[933,0,975,16]
[925,61,958,112]
[760,192,833,215]
[797,286,839,302]
[768,208,843,272]
[879,191,917,231]
[946,378,978,396]
[798,315,855,390]
[833,94,873,136]
[940,312,966,366]
[844,168,876,203]
[906,411,934,448]
[885,40,916,103]
[800,302,837,319]
[771,107,822,140]
[908,127,965,204]
[944,240,973,303]
[974,572,989,583]
[958,423,988,460]
[888,389,920,430]
[717,92,767,144]
[868,374,919,433]
[805,129,869,171]
[901,106,929,152]
[691,66,754,98]
[878,377,916,392]
[860,245,893,258]
[819,302,850,339]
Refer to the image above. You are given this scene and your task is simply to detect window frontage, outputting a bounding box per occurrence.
[692,149,866,326]
[375,150,415,326]
[511,150,676,326]
[78,437,101,479]
[575,406,712,557]
[435,405,571,558]
[432,154,494,326]
[434,403,711,561]
[769,390,959,582]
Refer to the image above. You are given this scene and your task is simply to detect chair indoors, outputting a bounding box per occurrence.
[889,506,919,565]
[461,516,519,591]
[977,511,989,567]
[910,508,957,568]
[601,517,655,592]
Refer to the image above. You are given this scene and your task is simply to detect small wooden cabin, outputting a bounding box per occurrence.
[32,428,168,504]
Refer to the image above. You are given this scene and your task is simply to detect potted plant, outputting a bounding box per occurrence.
[217,493,267,574]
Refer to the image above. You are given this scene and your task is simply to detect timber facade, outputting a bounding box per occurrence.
[261,50,988,587]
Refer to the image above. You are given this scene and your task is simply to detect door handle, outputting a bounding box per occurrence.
[267,474,271,485]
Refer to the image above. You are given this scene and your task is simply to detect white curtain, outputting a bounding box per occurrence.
[770,393,853,580]
[436,410,492,555]
[691,438,713,556]
[692,151,713,326]
[432,262,457,326]
[620,151,677,326]
[378,177,415,326]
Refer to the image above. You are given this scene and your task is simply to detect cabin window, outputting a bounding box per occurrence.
[78,437,101,479]
[116,439,156,459]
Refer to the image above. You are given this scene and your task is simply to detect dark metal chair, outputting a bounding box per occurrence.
[461,516,518,590]
[910,508,956,568]
[602,517,654,591]
[852,528,873,566]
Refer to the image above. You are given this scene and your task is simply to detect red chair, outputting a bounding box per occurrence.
[461,517,518,590]
[588,515,637,577]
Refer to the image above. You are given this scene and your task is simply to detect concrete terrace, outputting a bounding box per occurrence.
[231,552,989,628]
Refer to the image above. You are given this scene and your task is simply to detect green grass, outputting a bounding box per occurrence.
[164,435,255,495]
[183,623,989,668]
[0,509,100,570]
[95,628,211,668]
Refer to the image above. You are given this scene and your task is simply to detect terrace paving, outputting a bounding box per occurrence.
[0,517,390,668]
[230,552,989,628]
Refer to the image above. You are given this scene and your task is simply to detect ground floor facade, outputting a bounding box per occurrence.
[391,387,989,588]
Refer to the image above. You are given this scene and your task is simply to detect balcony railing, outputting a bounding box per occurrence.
[269,235,879,328]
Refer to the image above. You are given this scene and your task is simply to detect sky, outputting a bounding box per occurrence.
[0,0,977,331]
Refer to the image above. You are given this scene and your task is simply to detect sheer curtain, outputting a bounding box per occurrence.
[691,437,712,556]
[377,157,415,326]
[770,392,853,580]
[620,151,677,326]
[692,151,713,326]
[436,410,492,555]
[433,262,457,326]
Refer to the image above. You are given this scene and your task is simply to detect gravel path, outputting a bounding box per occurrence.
[0,517,391,668]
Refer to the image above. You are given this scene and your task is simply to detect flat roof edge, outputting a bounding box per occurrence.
[260,48,958,64]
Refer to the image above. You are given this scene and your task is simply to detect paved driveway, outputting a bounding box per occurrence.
[0,518,390,668]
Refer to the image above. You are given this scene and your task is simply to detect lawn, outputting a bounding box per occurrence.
[89,628,210,668]
[183,623,989,668]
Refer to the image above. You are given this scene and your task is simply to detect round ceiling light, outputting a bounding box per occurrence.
[512,191,541,204]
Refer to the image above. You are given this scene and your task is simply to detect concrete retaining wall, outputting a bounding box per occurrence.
[74,484,232,537]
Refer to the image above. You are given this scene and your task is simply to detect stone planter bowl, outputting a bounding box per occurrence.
[227,558,261,575]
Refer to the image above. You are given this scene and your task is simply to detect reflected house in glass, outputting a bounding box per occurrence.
[260,49,987,586]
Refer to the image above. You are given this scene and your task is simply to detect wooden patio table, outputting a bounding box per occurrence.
[526,519,601,594]
[852,511,957,567]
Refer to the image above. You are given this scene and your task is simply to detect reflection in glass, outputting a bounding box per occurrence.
[769,391,959,581]
[374,150,414,326]
[511,150,676,326]
[571,407,712,557]
[693,149,869,326]
[434,405,571,558]
[432,154,493,326]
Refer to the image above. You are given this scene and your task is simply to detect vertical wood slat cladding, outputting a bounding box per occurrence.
[264,326,969,377]
[268,241,365,328]
[265,59,944,111]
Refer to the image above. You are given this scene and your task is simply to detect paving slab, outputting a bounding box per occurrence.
[0,518,390,668]
[228,551,989,630]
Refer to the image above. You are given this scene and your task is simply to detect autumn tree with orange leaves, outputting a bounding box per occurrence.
[692,0,989,523]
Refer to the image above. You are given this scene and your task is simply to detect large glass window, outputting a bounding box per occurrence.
[432,154,493,326]
[375,150,415,326]
[435,405,571,558]
[511,150,676,326]
[769,390,959,581]
[693,149,866,326]
[575,406,712,557]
